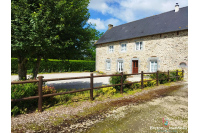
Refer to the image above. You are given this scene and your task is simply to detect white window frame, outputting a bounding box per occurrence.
[150,60,158,72]
[135,41,143,51]
[106,60,111,70]
[109,45,114,53]
[121,43,127,52]
[117,61,123,72]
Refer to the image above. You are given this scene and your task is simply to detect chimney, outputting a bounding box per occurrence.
[175,3,179,12]
[108,24,113,30]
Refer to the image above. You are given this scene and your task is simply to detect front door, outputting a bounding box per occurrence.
[132,60,138,74]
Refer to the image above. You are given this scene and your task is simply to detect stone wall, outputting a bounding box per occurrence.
[96,30,188,80]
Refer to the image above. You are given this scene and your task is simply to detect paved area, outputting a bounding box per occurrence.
[11,72,141,89]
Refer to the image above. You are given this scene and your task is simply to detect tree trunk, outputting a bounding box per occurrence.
[18,57,28,80]
[32,57,42,79]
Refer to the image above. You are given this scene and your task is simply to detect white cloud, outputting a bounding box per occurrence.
[120,0,188,12]
[89,0,188,22]
[87,18,120,30]
[87,18,106,30]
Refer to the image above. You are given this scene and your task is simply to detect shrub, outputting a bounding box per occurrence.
[11,83,58,116]
[130,83,141,90]
[124,80,132,89]
[148,70,184,84]
[143,79,157,87]
[149,80,157,87]
[100,87,116,95]
[54,94,70,103]
[11,83,38,116]
[148,71,168,84]
[98,71,104,74]
[109,72,127,91]
[11,58,95,74]
[42,85,57,105]
[170,69,183,81]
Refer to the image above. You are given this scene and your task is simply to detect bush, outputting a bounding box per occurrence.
[99,71,104,74]
[42,85,57,105]
[170,69,183,81]
[143,80,157,87]
[148,70,183,84]
[109,72,127,91]
[130,83,141,90]
[100,87,116,95]
[11,58,95,74]
[148,71,168,84]
[11,83,38,116]
[11,83,58,116]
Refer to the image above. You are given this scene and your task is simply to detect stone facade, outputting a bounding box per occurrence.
[96,30,188,80]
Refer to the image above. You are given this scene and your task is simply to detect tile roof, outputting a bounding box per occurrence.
[95,6,188,45]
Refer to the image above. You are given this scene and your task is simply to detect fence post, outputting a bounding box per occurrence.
[176,70,178,81]
[90,73,93,101]
[120,72,123,94]
[182,70,184,80]
[141,71,143,89]
[156,71,159,86]
[168,70,170,82]
[38,76,44,112]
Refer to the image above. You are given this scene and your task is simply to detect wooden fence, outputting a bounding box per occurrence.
[11,70,184,112]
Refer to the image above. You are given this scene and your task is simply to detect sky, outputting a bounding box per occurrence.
[87,0,188,33]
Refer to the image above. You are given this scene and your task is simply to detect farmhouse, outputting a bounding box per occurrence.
[95,4,188,80]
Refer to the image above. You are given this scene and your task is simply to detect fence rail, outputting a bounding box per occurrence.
[11,70,184,112]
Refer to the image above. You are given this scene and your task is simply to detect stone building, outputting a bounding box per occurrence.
[95,4,188,80]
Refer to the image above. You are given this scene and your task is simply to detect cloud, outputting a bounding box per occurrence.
[87,18,120,30]
[120,0,188,12]
[89,0,188,22]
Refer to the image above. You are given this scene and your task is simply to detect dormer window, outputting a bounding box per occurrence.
[136,42,143,50]
[121,43,126,52]
[109,45,114,53]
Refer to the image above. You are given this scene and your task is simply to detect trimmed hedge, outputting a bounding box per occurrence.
[11,58,95,74]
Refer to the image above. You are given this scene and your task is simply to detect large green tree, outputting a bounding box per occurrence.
[11,0,96,79]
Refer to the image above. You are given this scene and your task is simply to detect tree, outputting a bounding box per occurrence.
[11,0,94,79]
[83,29,104,60]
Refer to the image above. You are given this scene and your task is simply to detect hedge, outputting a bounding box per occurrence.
[11,58,95,74]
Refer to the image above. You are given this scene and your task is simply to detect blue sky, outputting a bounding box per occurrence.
[87,0,188,33]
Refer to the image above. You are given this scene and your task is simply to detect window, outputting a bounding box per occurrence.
[109,45,114,53]
[150,60,157,72]
[136,42,143,50]
[106,60,111,70]
[121,44,126,52]
[180,62,186,68]
[117,61,123,72]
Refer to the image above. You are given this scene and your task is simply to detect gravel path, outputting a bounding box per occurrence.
[86,82,188,133]
[11,72,141,89]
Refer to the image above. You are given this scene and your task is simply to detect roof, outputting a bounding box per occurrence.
[95,6,188,45]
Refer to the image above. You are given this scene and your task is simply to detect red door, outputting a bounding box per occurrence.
[132,60,138,74]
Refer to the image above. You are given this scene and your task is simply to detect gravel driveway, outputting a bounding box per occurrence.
[11,72,141,89]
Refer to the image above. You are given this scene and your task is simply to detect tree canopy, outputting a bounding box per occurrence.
[11,0,103,79]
